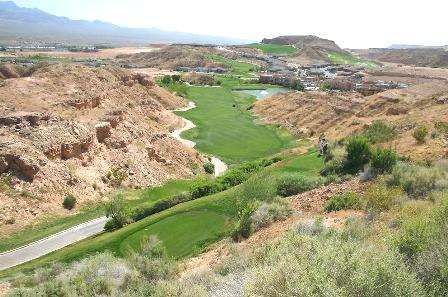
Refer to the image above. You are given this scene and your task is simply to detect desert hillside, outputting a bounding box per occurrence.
[262,35,344,64]
[354,48,448,68]
[254,65,448,160]
[0,63,204,234]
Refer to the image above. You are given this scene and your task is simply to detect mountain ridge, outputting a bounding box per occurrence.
[0,1,252,45]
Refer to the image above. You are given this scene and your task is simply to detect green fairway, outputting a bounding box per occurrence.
[247,43,298,55]
[120,210,228,258]
[0,151,324,278]
[209,53,257,74]
[178,86,296,164]
[0,179,197,254]
[328,51,380,68]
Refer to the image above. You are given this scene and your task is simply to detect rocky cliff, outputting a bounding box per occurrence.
[0,63,204,233]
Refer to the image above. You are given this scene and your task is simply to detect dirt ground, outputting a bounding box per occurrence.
[16,47,159,59]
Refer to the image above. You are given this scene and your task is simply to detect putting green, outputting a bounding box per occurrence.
[120,210,228,258]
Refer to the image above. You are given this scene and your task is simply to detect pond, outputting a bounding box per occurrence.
[234,88,288,100]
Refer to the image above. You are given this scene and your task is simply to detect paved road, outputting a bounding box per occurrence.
[0,216,108,271]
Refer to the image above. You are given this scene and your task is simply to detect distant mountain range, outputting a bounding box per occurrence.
[0,1,252,46]
[389,44,448,49]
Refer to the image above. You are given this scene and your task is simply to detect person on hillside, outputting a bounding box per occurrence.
[319,134,329,156]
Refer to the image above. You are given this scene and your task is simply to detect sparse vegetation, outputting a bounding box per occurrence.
[106,167,127,187]
[361,121,397,144]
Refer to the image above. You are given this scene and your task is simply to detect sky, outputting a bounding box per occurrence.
[7,0,448,48]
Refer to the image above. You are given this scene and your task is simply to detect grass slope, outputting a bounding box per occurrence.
[0,151,323,278]
[328,51,380,68]
[247,43,298,55]
[0,179,197,253]
[178,86,296,164]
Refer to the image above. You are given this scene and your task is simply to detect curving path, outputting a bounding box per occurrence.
[0,216,108,271]
[171,101,228,177]
[0,101,228,271]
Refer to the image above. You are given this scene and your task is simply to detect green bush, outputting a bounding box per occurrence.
[324,192,359,212]
[106,167,127,187]
[203,162,215,174]
[370,147,398,173]
[63,194,76,210]
[345,136,372,172]
[413,125,429,143]
[131,192,192,221]
[361,121,397,144]
[276,174,323,197]
[190,181,221,198]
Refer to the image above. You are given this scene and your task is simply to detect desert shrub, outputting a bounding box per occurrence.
[202,162,215,174]
[370,147,398,173]
[320,145,347,176]
[231,200,258,241]
[244,231,425,297]
[415,235,448,297]
[358,181,406,213]
[361,121,397,144]
[130,236,175,282]
[62,194,76,210]
[345,136,372,172]
[251,198,294,231]
[107,166,127,187]
[276,174,324,197]
[324,192,359,212]
[435,121,448,133]
[394,194,448,262]
[104,193,128,230]
[413,125,429,143]
[388,161,446,197]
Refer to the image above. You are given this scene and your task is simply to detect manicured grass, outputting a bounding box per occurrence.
[120,210,228,258]
[247,43,298,55]
[178,86,296,164]
[209,53,257,75]
[0,179,197,254]
[0,151,323,278]
[328,51,380,68]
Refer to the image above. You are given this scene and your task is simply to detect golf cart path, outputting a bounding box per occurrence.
[171,101,228,177]
[0,216,108,271]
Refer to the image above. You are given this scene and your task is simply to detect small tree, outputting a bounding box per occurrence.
[161,75,172,85]
[171,74,181,82]
[345,136,372,172]
[63,194,77,210]
[413,125,428,144]
[104,193,128,230]
[203,162,215,174]
[370,147,398,173]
